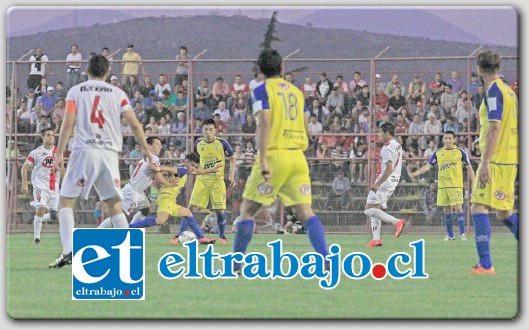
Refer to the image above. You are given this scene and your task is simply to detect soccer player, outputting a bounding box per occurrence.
[231,48,330,273]
[97,136,178,228]
[186,118,236,244]
[468,50,518,274]
[411,131,475,241]
[364,121,406,247]
[128,152,217,245]
[49,54,153,268]
[20,128,61,243]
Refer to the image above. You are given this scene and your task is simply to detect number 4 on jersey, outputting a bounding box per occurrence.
[90,95,105,128]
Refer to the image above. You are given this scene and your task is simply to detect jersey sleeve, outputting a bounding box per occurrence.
[118,89,133,113]
[193,139,200,153]
[176,167,188,177]
[152,155,161,167]
[428,151,438,165]
[252,84,269,115]
[380,147,392,164]
[485,82,504,121]
[220,139,235,157]
[26,150,36,164]
[459,149,471,166]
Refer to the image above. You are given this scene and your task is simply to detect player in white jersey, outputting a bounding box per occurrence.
[364,121,406,247]
[97,136,180,228]
[21,128,61,243]
[50,54,153,268]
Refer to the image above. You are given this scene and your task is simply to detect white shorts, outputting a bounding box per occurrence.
[366,178,399,205]
[120,184,150,215]
[31,187,59,211]
[60,149,123,201]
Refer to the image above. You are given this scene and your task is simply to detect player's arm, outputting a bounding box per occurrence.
[191,163,222,175]
[122,109,153,164]
[20,160,34,194]
[411,163,433,178]
[54,102,76,174]
[257,110,271,181]
[153,172,179,188]
[466,164,475,186]
[110,48,121,57]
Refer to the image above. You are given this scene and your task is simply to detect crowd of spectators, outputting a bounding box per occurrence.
[7,45,519,190]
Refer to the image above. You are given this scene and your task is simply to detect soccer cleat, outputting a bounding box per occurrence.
[168,236,180,245]
[469,264,496,275]
[219,237,229,244]
[49,252,72,268]
[34,238,41,244]
[460,234,468,241]
[367,239,383,247]
[199,237,216,244]
[443,236,456,241]
[395,219,406,238]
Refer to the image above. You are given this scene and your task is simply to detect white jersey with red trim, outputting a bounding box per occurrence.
[26,145,60,191]
[128,154,161,192]
[375,139,403,182]
[65,80,132,152]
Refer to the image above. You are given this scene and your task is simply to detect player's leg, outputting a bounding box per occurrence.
[34,206,47,243]
[453,204,467,240]
[364,181,404,240]
[442,206,455,240]
[498,209,518,241]
[470,202,494,273]
[49,196,77,267]
[103,196,129,228]
[232,198,262,270]
[294,203,330,259]
[129,210,168,228]
[211,180,228,242]
[175,207,215,244]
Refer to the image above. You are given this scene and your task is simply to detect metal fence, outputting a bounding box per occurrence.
[5,51,519,234]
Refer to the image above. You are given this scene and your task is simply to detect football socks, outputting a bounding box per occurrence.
[59,208,75,255]
[444,214,454,238]
[217,211,227,239]
[305,216,329,258]
[502,213,519,241]
[186,216,205,239]
[129,216,157,228]
[233,219,255,270]
[472,213,492,269]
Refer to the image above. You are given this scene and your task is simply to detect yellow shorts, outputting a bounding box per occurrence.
[471,163,518,211]
[157,193,181,217]
[189,178,226,210]
[243,149,312,207]
[436,187,463,207]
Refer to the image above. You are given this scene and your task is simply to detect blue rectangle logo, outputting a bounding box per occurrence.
[72,228,145,300]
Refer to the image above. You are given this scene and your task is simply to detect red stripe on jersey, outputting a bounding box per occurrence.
[27,156,35,164]
[50,146,58,190]
[121,99,130,107]
[65,100,77,113]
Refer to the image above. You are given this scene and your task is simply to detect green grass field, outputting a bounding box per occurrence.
[6,232,518,320]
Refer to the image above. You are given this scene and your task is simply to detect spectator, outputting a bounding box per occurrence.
[453,93,477,128]
[446,70,463,94]
[428,72,446,105]
[131,91,146,109]
[309,98,330,127]
[333,75,349,100]
[174,46,189,87]
[284,71,298,87]
[51,98,65,133]
[440,84,458,111]
[249,72,265,94]
[37,86,57,117]
[348,71,367,98]
[170,112,187,147]
[244,140,256,166]
[157,116,171,145]
[140,75,155,98]
[240,113,256,145]
[316,72,332,105]
[308,114,323,155]
[400,107,412,124]
[23,88,37,111]
[228,74,249,109]
[356,85,371,107]
[423,112,442,150]
[231,90,248,132]
[469,72,481,97]
[193,118,204,135]
[55,82,67,100]
[282,208,305,234]
[212,113,228,135]
[133,99,146,124]
[155,74,172,98]
[121,43,145,86]
[110,75,123,90]
[34,77,49,103]
[375,87,390,110]
[145,116,159,135]
[144,90,158,111]
[407,74,427,107]
[375,73,386,92]
[443,115,460,133]
[357,107,370,132]
[128,143,143,177]
[201,210,219,234]
[423,139,437,160]
[394,113,409,147]
[27,47,49,90]
[213,100,230,126]
[301,77,317,99]
[330,143,348,173]
[163,142,180,160]
[65,44,82,90]
[330,170,351,210]
[421,180,441,222]
[510,79,519,97]
[193,99,213,121]
[404,144,422,182]
[124,74,141,100]
[211,76,230,109]
[385,73,403,97]
[326,86,345,114]
[233,143,247,181]
[101,46,121,79]
[407,113,425,152]
[173,91,188,116]
[161,90,176,112]
[195,78,213,108]
[473,84,486,108]
[387,87,407,120]
[349,142,367,183]
[120,117,135,153]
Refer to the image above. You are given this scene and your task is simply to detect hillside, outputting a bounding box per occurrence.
[7,14,518,91]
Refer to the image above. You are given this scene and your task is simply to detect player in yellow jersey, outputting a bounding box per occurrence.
[468,50,519,275]
[411,131,475,241]
[129,152,218,245]
[188,119,236,244]
[231,48,330,273]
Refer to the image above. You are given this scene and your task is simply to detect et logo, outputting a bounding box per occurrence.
[72,229,145,300]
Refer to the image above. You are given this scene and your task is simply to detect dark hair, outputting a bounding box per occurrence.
[185,151,200,164]
[180,46,188,52]
[86,54,109,78]
[257,48,282,78]
[446,84,452,89]
[102,47,109,52]
[203,118,216,126]
[41,128,54,136]
[146,137,160,145]
[477,50,501,74]
[444,130,456,138]
[379,121,395,136]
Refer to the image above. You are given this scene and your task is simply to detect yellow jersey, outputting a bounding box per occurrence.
[428,147,470,189]
[478,78,518,165]
[158,167,188,201]
[194,137,234,182]
[252,77,308,151]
